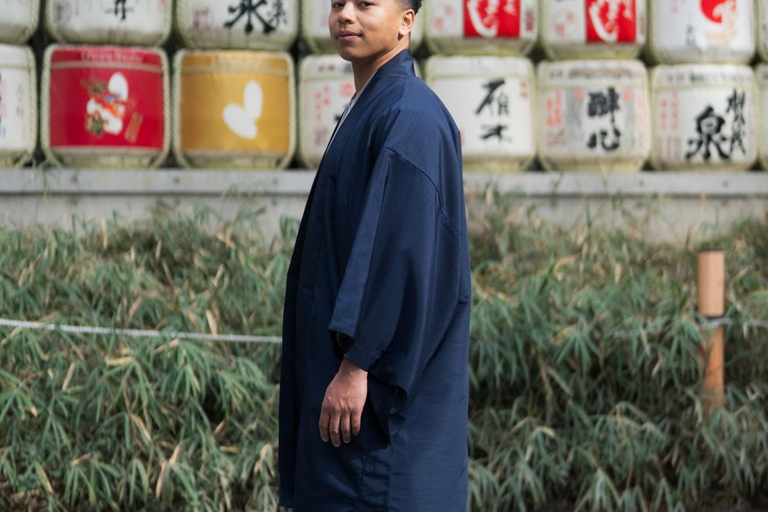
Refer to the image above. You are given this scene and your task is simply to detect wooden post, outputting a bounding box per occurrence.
[697,248,725,412]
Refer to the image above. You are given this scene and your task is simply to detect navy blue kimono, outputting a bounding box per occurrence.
[279,48,471,512]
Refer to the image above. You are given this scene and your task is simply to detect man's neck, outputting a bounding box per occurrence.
[350,38,410,92]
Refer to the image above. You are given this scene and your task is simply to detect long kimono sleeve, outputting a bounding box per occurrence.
[327,146,462,406]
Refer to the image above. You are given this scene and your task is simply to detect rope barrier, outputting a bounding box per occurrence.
[0,318,281,345]
[0,316,764,347]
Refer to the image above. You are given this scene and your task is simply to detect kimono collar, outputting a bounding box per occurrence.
[345,48,415,111]
[370,47,416,80]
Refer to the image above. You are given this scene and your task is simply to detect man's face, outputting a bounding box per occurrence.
[329,0,412,62]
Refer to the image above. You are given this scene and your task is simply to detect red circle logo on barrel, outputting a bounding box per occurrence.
[700,0,735,24]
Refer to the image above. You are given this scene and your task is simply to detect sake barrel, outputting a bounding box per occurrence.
[537,60,650,172]
[425,56,534,172]
[177,0,298,51]
[0,45,37,167]
[540,0,646,60]
[298,56,422,169]
[46,0,171,45]
[424,0,537,56]
[758,65,768,169]
[648,0,754,64]
[650,64,757,171]
[42,45,170,168]
[759,0,768,61]
[0,0,40,44]
[173,50,295,169]
[301,0,424,54]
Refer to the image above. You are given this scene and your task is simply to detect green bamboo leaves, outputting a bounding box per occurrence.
[0,195,766,511]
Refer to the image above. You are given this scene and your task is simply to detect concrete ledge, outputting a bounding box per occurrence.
[0,169,766,244]
[1,168,766,198]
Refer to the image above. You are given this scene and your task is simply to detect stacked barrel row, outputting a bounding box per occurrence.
[3,1,768,171]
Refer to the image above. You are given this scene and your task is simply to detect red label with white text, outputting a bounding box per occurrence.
[48,47,165,151]
[464,0,521,38]
[586,0,637,43]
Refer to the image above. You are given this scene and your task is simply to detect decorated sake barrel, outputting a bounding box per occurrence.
[46,0,171,45]
[540,0,646,60]
[298,56,421,169]
[173,50,295,169]
[0,0,40,44]
[759,0,768,62]
[176,0,298,51]
[425,56,534,172]
[755,65,768,170]
[0,45,37,168]
[301,0,424,54]
[537,60,650,172]
[650,64,757,171]
[648,0,754,64]
[424,0,537,56]
[42,45,170,168]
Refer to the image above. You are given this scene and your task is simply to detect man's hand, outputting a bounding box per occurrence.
[319,358,368,447]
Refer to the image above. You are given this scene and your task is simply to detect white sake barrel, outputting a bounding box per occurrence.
[177,0,298,51]
[754,65,768,169]
[537,60,650,172]
[42,45,170,168]
[298,56,355,168]
[540,0,647,60]
[650,64,757,171]
[46,0,171,45]
[648,0,754,64]
[298,55,421,169]
[302,0,424,53]
[424,0,537,56]
[0,0,40,44]
[759,0,768,61]
[426,56,534,172]
[0,45,37,167]
[173,50,296,169]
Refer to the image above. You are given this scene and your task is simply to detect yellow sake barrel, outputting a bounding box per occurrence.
[301,0,424,53]
[540,0,647,60]
[176,0,298,51]
[759,0,768,61]
[425,56,535,172]
[0,45,37,167]
[650,64,757,171]
[537,60,650,172]
[0,0,39,44]
[424,0,537,56]
[46,0,171,45]
[755,65,768,169]
[41,45,170,168]
[648,0,754,64]
[298,55,421,169]
[173,50,295,169]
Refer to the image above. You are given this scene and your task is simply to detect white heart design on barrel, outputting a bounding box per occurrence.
[223,80,264,140]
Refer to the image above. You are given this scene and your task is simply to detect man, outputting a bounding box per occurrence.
[278,0,471,510]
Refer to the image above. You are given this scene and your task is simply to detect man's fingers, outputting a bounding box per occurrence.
[319,405,330,442]
[341,412,352,444]
[351,407,362,436]
[329,409,342,447]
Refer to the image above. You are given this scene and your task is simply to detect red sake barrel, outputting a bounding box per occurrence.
[42,45,169,168]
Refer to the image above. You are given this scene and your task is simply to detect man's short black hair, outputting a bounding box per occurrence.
[401,0,422,13]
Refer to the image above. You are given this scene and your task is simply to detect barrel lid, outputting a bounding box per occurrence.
[0,43,31,68]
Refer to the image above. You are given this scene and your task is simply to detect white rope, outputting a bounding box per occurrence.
[706,318,768,329]
[0,318,281,345]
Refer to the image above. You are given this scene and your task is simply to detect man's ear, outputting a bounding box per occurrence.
[399,10,415,39]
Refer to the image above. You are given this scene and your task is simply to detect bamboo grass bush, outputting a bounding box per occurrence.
[0,191,766,512]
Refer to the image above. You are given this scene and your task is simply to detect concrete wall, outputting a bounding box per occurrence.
[1,168,766,245]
